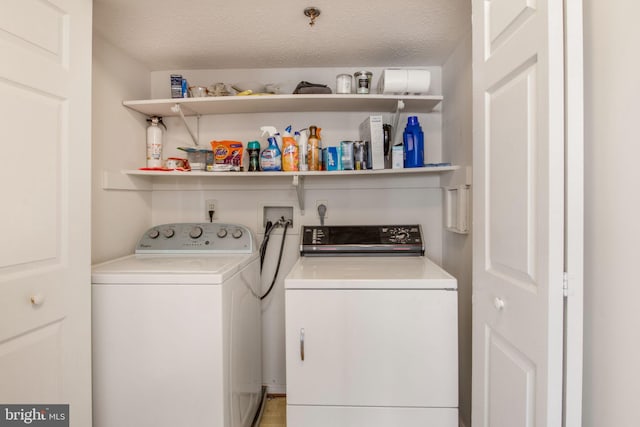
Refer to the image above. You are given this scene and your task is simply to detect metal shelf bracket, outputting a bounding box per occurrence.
[292,175,305,214]
[171,103,201,146]
[391,99,406,143]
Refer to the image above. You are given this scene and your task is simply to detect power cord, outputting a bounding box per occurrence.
[317,203,327,226]
[259,220,275,272]
[259,216,292,301]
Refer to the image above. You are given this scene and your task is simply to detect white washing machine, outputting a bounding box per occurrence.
[285,225,458,427]
[92,223,263,427]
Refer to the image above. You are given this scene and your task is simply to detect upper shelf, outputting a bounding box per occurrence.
[122,94,443,117]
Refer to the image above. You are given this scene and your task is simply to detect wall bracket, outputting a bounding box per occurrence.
[171,103,201,146]
[391,99,406,143]
[292,175,305,214]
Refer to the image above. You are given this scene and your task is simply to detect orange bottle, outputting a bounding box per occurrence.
[307,126,321,171]
[281,126,299,171]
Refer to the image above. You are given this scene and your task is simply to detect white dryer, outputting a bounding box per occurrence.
[285,225,458,427]
[92,223,263,427]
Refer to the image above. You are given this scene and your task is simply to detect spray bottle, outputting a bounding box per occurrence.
[146,116,166,168]
[259,126,282,171]
[281,125,299,171]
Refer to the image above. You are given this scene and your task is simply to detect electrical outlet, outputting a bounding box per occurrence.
[316,200,328,219]
[205,199,217,221]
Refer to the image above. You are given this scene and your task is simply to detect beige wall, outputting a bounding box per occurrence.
[91,34,152,263]
[583,1,640,426]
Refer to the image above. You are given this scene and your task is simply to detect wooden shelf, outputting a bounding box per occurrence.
[123,94,443,117]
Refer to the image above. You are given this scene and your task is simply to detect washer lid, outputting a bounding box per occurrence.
[91,253,257,284]
[284,256,457,290]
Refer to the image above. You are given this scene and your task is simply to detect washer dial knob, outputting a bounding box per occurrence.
[217,228,228,238]
[232,229,243,239]
[163,228,175,238]
[148,229,160,239]
[189,226,203,239]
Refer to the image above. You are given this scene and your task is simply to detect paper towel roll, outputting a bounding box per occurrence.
[406,70,431,94]
[380,69,431,95]
[380,69,408,94]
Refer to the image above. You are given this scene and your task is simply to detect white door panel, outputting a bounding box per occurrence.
[473,0,567,426]
[0,0,92,424]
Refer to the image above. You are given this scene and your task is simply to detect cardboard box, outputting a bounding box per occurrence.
[324,147,341,171]
[359,116,385,169]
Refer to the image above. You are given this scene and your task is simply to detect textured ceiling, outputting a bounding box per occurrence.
[93,0,471,70]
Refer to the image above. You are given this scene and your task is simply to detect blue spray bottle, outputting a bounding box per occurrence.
[403,116,424,168]
[259,126,282,171]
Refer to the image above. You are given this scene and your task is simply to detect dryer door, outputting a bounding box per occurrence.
[285,289,458,407]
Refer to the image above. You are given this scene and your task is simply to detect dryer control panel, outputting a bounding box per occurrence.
[135,223,255,254]
[300,225,424,256]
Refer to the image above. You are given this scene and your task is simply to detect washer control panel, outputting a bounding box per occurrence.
[135,223,254,254]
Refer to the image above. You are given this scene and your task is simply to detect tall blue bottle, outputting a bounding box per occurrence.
[403,116,424,168]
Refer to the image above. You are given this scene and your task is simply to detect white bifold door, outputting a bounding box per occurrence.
[472,0,583,427]
[0,0,93,425]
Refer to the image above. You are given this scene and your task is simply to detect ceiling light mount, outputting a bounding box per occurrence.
[304,7,321,27]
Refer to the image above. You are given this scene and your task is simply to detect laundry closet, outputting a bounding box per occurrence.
[88,1,581,427]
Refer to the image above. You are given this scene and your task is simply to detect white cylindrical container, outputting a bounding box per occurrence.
[336,74,352,94]
[146,117,163,168]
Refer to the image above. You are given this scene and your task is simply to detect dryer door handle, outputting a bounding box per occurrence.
[300,328,305,361]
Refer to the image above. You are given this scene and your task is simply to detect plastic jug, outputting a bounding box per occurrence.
[403,116,424,168]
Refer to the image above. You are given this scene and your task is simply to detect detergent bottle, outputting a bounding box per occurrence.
[403,116,424,168]
[281,125,299,171]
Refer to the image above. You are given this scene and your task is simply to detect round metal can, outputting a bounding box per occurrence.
[354,71,373,94]
[336,74,352,94]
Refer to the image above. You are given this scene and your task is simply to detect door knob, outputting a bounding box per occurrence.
[30,293,45,306]
[494,297,505,310]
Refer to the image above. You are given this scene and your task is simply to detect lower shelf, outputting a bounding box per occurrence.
[103,165,461,214]
[122,164,459,178]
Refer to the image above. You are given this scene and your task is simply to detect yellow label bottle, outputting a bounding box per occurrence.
[281,126,299,172]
